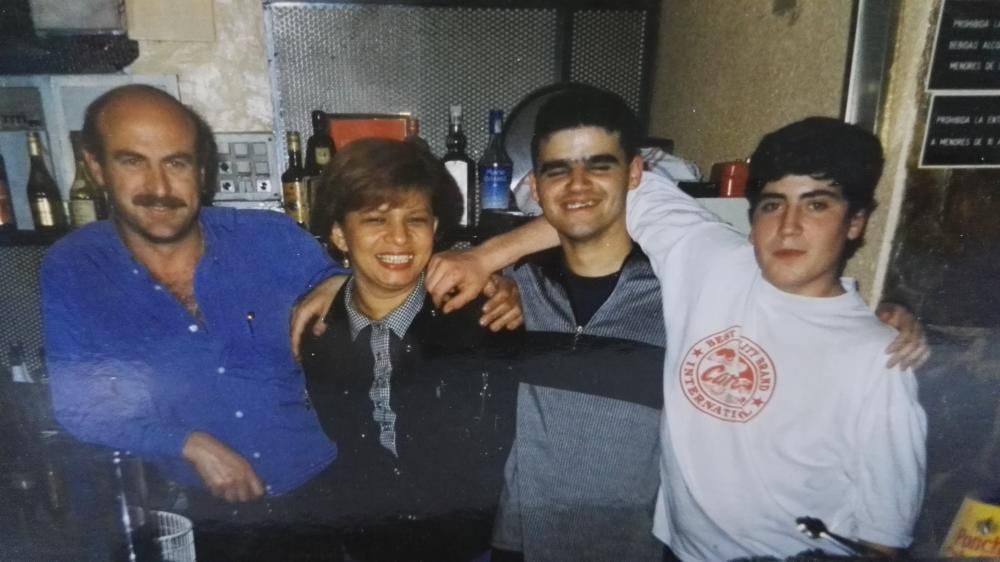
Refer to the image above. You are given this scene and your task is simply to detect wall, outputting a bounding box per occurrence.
[124,0,272,132]
[880,0,1000,329]
[876,4,1000,552]
[649,0,900,300]
[650,0,853,175]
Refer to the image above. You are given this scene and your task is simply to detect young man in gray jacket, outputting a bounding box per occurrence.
[425,87,928,561]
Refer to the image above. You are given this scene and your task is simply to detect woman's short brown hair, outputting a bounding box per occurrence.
[315,138,462,247]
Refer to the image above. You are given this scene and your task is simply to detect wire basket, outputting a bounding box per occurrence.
[151,510,196,562]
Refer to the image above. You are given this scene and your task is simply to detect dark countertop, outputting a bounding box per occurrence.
[0,430,142,561]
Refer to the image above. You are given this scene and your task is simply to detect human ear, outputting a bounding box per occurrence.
[83,150,106,187]
[330,222,349,253]
[627,156,643,190]
[846,209,868,241]
[529,172,540,202]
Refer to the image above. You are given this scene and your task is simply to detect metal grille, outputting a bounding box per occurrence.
[0,245,47,376]
[570,10,648,114]
[266,3,559,160]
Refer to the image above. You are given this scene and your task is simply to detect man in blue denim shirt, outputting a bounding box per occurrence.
[40,86,347,557]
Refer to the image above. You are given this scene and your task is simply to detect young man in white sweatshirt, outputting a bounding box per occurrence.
[625,117,926,560]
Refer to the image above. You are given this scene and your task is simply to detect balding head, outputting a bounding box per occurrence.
[81,85,217,203]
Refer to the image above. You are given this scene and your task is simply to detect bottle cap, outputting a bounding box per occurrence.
[450,105,462,120]
[27,131,43,155]
[489,110,504,135]
[311,110,326,131]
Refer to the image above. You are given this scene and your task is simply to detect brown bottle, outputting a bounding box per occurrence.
[26,131,68,232]
[282,132,310,229]
[405,117,431,153]
[305,110,333,177]
[0,152,16,232]
[68,133,99,228]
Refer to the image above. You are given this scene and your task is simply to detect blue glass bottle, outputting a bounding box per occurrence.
[478,110,512,211]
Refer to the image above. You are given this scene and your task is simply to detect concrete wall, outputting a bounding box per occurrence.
[124,0,272,132]
[649,0,902,299]
[650,0,853,174]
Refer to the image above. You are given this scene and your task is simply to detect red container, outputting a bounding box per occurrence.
[711,161,749,198]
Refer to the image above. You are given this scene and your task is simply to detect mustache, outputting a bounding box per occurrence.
[132,194,187,209]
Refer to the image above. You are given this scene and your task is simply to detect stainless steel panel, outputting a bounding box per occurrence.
[570,9,648,114]
[0,245,47,376]
[266,3,560,159]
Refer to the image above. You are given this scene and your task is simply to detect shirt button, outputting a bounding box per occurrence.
[252,451,261,459]
[234,410,244,419]
[132,269,139,275]
[265,485,273,494]
[188,324,199,333]
[217,366,226,374]
[154,285,163,291]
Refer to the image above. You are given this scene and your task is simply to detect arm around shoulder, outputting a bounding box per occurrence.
[426,217,558,312]
[625,172,739,261]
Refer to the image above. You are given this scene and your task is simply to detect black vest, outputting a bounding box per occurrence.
[301,290,521,561]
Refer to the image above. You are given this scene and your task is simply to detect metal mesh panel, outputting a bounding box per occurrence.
[569,10,647,114]
[267,3,559,160]
[0,245,47,376]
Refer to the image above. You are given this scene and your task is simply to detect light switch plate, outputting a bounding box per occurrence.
[212,132,281,208]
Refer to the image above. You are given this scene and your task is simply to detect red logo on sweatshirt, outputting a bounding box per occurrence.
[679,326,775,422]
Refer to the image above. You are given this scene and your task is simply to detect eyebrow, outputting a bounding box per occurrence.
[163,151,196,163]
[110,150,195,163]
[537,153,622,174]
[757,188,845,202]
[110,150,146,161]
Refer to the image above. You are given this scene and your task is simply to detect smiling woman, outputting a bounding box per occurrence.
[300,138,521,562]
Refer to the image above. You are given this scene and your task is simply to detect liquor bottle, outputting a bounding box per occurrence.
[282,131,310,229]
[26,131,68,232]
[304,110,333,177]
[96,189,111,220]
[0,151,16,232]
[68,134,100,228]
[9,344,34,384]
[477,110,512,211]
[405,117,431,153]
[305,111,333,236]
[442,105,477,230]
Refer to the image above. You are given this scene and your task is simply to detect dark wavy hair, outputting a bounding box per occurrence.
[747,117,883,216]
[531,84,641,169]
[80,84,218,206]
[315,138,462,250]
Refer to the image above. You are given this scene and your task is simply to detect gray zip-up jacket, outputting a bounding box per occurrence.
[493,245,666,562]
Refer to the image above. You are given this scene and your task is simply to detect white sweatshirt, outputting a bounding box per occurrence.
[626,174,927,561]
